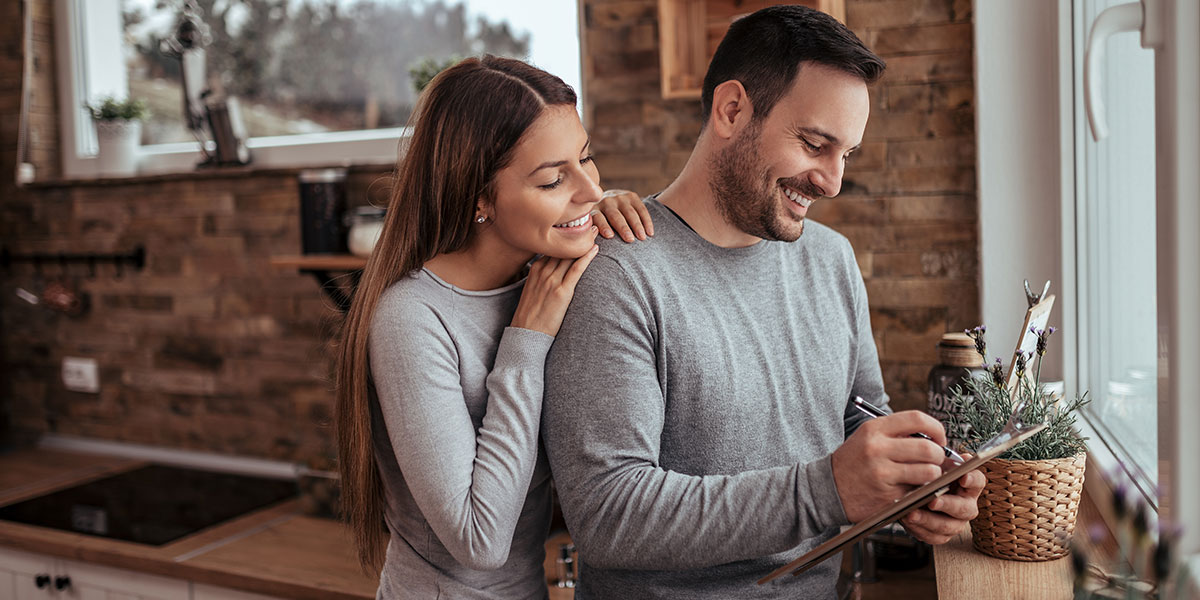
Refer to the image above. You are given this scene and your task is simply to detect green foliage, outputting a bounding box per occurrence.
[409,55,464,93]
[125,0,531,133]
[84,96,150,122]
[948,327,1089,460]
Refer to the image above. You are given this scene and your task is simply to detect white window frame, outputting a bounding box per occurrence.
[53,0,402,180]
[975,0,1199,565]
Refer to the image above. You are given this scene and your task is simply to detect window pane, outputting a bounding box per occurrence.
[1077,0,1157,487]
[120,0,577,145]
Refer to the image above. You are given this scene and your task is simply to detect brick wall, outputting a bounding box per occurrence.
[0,1,391,463]
[581,0,979,411]
[0,0,978,458]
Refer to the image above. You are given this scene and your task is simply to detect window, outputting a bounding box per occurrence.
[977,0,1199,562]
[55,0,582,178]
[1071,0,1158,498]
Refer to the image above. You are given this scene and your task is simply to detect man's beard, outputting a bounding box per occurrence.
[707,121,820,242]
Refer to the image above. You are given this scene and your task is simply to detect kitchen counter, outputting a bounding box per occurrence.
[0,447,575,599]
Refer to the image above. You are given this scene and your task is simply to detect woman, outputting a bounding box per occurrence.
[335,55,651,599]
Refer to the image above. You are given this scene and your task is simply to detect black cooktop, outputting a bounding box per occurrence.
[0,464,299,546]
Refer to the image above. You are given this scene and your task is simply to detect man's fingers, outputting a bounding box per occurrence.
[882,436,949,467]
[871,410,949,446]
[901,508,968,545]
[957,468,986,495]
[926,490,980,521]
[893,461,943,487]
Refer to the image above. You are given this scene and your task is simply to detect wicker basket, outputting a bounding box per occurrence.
[970,453,1086,561]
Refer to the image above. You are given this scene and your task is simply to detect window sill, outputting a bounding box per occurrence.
[19,160,394,190]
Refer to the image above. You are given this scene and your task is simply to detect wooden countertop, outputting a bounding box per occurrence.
[933,491,1112,598]
[0,447,575,599]
[933,529,1072,598]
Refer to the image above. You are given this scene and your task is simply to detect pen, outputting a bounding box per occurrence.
[851,396,965,465]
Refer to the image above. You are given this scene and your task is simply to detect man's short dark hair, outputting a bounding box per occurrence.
[701,5,885,123]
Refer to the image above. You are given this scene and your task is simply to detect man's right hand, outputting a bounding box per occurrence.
[830,410,950,523]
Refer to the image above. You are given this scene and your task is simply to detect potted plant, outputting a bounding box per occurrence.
[949,325,1090,561]
[85,96,149,176]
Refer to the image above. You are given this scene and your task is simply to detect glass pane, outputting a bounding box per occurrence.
[1078,0,1157,487]
[120,0,578,145]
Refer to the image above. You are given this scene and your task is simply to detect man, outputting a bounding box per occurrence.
[541,5,985,598]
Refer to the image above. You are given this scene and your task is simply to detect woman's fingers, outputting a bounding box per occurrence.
[562,245,600,292]
[592,210,616,239]
[602,205,635,242]
[620,202,647,240]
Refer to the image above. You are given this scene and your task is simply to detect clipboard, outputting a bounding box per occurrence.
[757,422,1047,585]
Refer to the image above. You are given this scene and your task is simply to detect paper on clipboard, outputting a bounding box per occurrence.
[1005,294,1055,390]
[757,422,1047,586]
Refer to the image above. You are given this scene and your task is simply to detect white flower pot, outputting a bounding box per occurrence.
[94,120,142,177]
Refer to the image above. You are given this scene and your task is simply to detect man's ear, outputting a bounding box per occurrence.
[709,80,754,140]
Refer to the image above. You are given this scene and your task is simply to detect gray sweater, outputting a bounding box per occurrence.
[542,198,888,599]
[369,269,554,599]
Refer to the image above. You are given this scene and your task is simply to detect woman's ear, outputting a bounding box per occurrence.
[709,80,754,140]
[474,197,492,224]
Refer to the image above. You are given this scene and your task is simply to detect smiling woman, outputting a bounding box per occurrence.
[332,55,647,599]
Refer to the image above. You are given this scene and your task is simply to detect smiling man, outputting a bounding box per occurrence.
[541,5,985,598]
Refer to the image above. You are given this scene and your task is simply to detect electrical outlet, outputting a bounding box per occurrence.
[62,357,100,393]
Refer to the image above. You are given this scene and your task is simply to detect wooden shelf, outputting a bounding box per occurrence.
[270,254,367,271]
[657,0,847,100]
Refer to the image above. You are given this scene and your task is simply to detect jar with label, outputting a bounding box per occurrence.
[346,206,386,257]
[927,332,986,448]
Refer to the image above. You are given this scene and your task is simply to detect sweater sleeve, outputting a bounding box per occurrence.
[843,246,891,438]
[541,256,848,571]
[369,297,553,570]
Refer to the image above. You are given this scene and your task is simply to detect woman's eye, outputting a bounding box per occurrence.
[539,177,564,190]
[580,155,595,165]
[802,139,821,152]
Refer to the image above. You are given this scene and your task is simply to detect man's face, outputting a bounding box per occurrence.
[709,62,870,242]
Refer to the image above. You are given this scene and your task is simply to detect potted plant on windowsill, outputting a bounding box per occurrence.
[85,96,149,176]
[949,325,1090,562]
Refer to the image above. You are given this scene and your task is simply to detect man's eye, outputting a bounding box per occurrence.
[539,177,564,190]
[802,139,821,152]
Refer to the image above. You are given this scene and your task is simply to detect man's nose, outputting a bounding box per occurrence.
[813,155,845,198]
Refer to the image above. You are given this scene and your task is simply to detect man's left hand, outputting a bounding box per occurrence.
[899,459,986,545]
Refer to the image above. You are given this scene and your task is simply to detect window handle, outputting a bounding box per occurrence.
[1084,2,1149,142]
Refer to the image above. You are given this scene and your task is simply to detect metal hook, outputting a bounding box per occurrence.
[1024,279,1051,307]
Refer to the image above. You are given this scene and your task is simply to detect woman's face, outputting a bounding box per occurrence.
[483,104,602,259]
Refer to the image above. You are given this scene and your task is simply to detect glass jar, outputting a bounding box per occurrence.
[927,332,986,448]
[346,206,386,257]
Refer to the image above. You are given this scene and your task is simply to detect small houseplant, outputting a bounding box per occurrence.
[949,325,1090,561]
[85,95,149,176]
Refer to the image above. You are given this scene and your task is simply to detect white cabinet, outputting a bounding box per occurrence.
[0,547,189,600]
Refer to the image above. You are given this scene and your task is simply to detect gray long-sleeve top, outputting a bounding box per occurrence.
[368,269,553,599]
[542,198,888,599]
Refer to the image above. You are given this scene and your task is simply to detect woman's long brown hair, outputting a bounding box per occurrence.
[335,56,577,573]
